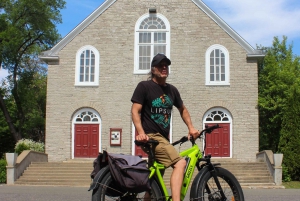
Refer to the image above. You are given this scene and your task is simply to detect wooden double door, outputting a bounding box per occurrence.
[135,130,148,157]
[74,124,99,158]
[205,123,230,157]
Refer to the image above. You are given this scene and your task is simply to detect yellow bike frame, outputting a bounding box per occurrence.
[148,144,202,201]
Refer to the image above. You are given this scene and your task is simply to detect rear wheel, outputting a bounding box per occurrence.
[190,167,244,201]
[93,172,164,201]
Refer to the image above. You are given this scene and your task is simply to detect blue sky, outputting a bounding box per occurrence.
[1,0,300,80]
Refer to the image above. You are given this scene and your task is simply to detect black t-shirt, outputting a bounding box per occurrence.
[131,80,183,140]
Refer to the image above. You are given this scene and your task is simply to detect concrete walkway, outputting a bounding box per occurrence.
[0,184,300,201]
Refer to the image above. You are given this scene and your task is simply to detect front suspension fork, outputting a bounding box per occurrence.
[199,155,227,200]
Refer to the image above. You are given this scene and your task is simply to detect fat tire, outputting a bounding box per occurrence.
[91,172,122,201]
[95,171,164,201]
[190,167,244,201]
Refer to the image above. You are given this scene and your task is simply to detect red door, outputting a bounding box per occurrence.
[74,124,99,158]
[205,123,230,157]
[134,130,148,157]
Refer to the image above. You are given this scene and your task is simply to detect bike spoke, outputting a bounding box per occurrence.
[190,169,243,201]
[204,176,235,200]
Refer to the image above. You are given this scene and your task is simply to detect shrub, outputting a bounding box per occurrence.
[0,159,7,183]
[282,164,291,182]
[14,139,45,155]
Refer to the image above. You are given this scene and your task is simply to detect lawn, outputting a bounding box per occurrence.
[283,181,300,189]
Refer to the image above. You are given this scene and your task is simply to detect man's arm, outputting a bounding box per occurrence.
[178,104,199,139]
[131,103,149,142]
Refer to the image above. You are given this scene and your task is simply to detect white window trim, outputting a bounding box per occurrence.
[134,13,171,74]
[71,108,102,159]
[75,45,100,86]
[202,108,232,158]
[205,44,230,86]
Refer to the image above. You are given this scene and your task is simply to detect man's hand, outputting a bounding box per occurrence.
[136,133,149,142]
[188,127,200,140]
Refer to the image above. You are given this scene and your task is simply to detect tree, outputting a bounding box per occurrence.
[13,56,47,141]
[0,83,15,158]
[0,0,65,142]
[258,36,300,180]
[278,80,300,180]
[258,36,300,152]
[0,56,46,157]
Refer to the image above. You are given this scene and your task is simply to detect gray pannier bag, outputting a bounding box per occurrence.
[107,153,151,193]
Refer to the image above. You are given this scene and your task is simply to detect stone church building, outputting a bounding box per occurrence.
[40,0,264,162]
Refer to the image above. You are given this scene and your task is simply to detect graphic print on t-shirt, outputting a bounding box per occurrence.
[151,94,172,128]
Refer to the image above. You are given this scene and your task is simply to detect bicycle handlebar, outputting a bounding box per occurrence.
[202,124,221,135]
[171,124,221,146]
[172,136,188,146]
[135,139,159,147]
[134,124,221,147]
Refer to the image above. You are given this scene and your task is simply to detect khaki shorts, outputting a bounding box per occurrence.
[143,133,182,168]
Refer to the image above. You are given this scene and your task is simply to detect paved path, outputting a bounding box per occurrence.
[1,184,300,201]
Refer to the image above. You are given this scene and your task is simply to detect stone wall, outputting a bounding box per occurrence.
[45,0,259,162]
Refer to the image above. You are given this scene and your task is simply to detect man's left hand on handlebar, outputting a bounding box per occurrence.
[188,127,200,140]
[136,133,149,142]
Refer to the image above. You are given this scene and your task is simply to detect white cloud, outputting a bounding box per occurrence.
[202,0,300,49]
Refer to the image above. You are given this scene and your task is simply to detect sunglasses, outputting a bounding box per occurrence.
[156,63,169,68]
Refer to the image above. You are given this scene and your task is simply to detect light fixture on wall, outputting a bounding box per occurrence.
[149,8,156,14]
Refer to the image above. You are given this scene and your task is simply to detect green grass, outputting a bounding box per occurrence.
[283,181,300,189]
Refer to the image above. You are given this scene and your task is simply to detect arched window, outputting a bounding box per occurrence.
[204,110,230,122]
[75,45,100,86]
[134,13,170,74]
[75,110,100,122]
[205,45,229,85]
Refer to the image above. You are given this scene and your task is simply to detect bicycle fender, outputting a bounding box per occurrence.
[88,166,110,191]
[190,166,209,197]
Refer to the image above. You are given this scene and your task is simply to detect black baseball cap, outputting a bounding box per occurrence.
[151,53,171,67]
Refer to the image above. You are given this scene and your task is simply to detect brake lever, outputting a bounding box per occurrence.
[189,135,195,145]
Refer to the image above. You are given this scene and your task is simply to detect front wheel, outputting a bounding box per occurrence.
[93,171,164,201]
[190,167,244,201]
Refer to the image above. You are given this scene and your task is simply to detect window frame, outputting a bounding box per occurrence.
[75,45,100,86]
[205,44,230,86]
[134,13,171,74]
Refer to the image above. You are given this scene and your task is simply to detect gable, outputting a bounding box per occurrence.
[40,0,264,61]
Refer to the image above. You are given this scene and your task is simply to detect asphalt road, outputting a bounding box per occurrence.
[1,184,300,201]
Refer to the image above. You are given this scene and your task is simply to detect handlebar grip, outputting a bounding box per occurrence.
[172,136,188,146]
[206,124,221,133]
[148,139,159,145]
[210,124,220,129]
[134,140,144,146]
[134,140,159,147]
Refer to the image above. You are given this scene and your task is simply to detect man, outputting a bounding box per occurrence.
[131,53,199,201]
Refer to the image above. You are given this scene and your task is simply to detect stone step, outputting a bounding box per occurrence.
[15,181,91,187]
[161,162,275,188]
[18,177,91,182]
[30,162,92,166]
[15,161,93,187]
[240,183,285,189]
[22,172,90,175]
[16,178,91,182]
[17,175,91,179]
[15,160,280,189]
[24,168,92,171]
